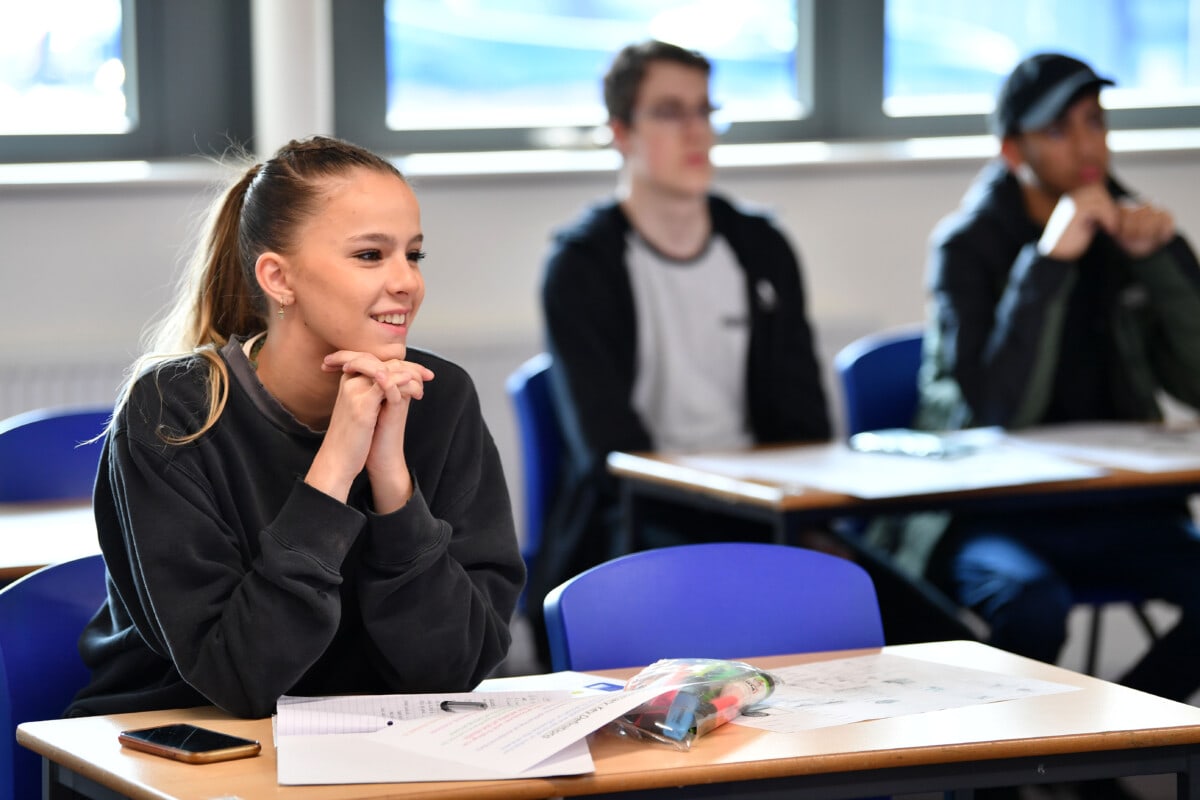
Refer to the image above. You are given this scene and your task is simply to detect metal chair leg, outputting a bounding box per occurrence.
[1131,603,1159,642]
[1085,605,1102,676]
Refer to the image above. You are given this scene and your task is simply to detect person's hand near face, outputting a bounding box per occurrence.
[1113,201,1175,259]
[1037,182,1119,260]
[321,351,434,513]
[1039,188,1175,261]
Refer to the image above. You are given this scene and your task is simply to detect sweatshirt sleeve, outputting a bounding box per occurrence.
[351,371,524,693]
[1130,234,1200,409]
[744,216,831,442]
[103,421,364,718]
[923,227,1076,429]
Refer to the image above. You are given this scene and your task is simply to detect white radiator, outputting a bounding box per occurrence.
[0,360,127,421]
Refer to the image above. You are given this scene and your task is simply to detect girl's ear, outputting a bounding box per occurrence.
[254,252,292,307]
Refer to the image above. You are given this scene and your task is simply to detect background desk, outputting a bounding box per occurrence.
[0,502,98,583]
[608,441,1200,549]
[18,641,1200,799]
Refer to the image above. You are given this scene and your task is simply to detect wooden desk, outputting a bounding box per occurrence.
[0,502,99,582]
[608,438,1200,548]
[18,641,1200,799]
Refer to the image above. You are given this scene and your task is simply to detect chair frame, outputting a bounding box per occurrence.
[505,353,563,609]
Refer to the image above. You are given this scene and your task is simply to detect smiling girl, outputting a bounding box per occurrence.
[68,136,524,719]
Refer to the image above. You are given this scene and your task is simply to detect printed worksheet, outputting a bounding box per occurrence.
[734,653,1078,734]
[275,686,660,784]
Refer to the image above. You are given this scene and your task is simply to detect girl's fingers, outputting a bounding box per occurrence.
[324,351,435,383]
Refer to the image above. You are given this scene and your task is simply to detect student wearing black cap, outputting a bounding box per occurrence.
[878,53,1200,712]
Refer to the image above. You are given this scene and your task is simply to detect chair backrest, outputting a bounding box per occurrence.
[543,542,884,671]
[0,554,106,800]
[833,327,924,436]
[0,406,111,503]
[505,353,564,605]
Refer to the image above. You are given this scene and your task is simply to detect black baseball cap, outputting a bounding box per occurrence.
[990,53,1114,137]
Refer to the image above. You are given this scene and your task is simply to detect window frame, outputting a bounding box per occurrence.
[331,0,827,154]
[333,0,1200,157]
[0,0,253,164]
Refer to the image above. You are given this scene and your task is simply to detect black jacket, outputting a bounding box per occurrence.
[532,195,830,614]
[919,159,1200,431]
[69,339,523,719]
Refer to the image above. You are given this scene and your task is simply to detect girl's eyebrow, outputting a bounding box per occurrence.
[347,233,423,247]
[348,232,398,246]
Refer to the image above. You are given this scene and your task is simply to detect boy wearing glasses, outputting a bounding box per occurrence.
[530,40,971,665]
[892,53,1200,708]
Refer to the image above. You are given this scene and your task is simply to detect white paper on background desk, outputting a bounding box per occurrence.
[1005,422,1200,473]
[275,686,659,785]
[734,653,1078,734]
[678,441,1106,499]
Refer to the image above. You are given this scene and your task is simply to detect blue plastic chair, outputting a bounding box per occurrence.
[0,554,106,800]
[0,406,110,503]
[505,353,563,611]
[543,542,884,672]
[833,327,924,437]
[833,328,1157,675]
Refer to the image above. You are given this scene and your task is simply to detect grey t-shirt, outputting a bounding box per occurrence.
[626,230,752,452]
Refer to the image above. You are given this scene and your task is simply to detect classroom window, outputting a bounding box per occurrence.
[334,0,812,153]
[0,0,252,164]
[0,0,131,135]
[382,0,802,138]
[884,0,1200,119]
[336,0,1200,155]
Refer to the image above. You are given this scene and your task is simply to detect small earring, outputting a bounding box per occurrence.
[277,297,287,319]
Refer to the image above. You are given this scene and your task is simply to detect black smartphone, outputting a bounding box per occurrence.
[118,723,261,764]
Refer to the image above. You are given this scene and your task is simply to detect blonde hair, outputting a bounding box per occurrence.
[116,136,406,443]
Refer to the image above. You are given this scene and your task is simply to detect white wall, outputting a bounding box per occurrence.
[2,144,1199,534]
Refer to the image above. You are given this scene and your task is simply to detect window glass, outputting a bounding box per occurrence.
[884,0,1200,118]
[382,0,801,136]
[0,0,131,135]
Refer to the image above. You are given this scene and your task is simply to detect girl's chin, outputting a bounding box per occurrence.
[322,342,409,363]
[376,343,409,362]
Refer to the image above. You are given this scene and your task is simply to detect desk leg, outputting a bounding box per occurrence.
[774,514,791,545]
[617,480,637,555]
[44,759,128,800]
[1179,750,1200,800]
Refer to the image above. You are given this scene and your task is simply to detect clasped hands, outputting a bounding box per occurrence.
[1039,183,1175,261]
[306,350,435,512]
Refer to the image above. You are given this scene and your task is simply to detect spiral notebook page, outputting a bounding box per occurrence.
[275,687,659,784]
[276,691,568,735]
